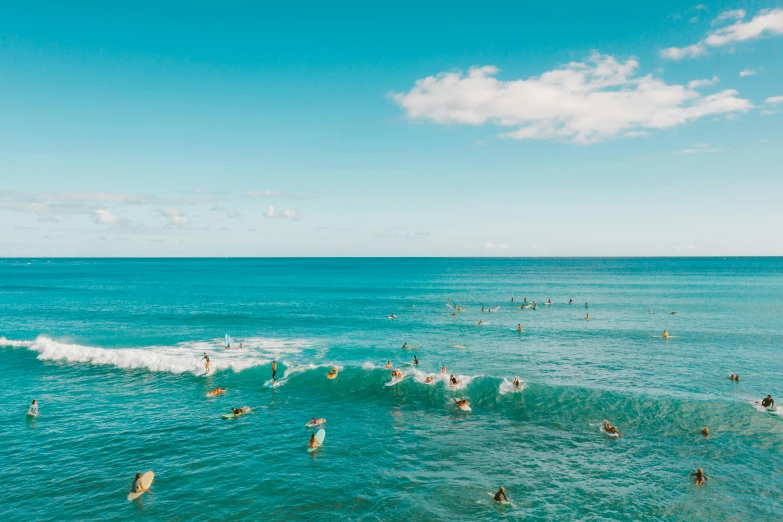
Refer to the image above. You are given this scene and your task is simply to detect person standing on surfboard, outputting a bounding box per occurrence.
[493,486,508,503]
[271,360,277,383]
[201,353,210,373]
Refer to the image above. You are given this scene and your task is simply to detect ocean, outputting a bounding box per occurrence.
[1,257,782,521]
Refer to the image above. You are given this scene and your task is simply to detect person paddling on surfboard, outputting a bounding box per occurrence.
[402,342,408,349]
[271,360,277,383]
[201,353,210,373]
[603,420,621,436]
[131,473,145,494]
[690,468,708,485]
[424,376,434,384]
[493,486,508,503]
[449,375,459,387]
[516,324,523,332]
[389,313,397,319]
[28,399,39,416]
[453,397,469,408]
[759,395,775,408]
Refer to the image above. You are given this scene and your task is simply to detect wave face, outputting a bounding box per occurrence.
[2,257,783,521]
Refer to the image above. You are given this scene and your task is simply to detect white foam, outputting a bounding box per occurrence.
[361,361,378,370]
[0,337,33,348]
[5,335,311,375]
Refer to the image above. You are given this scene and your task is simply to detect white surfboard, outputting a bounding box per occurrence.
[489,306,500,312]
[305,420,325,428]
[127,471,154,501]
[601,427,620,438]
[308,429,325,452]
[456,402,471,412]
[487,492,512,505]
[386,378,403,386]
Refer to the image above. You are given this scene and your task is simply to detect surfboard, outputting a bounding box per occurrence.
[305,420,325,428]
[206,389,226,397]
[453,345,467,349]
[458,403,472,412]
[327,372,338,379]
[487,492,512,505]
[423,379,435,385]
[386,377,404,386]
[601,427,620,438]
[308,429,325,452]
[127,471,154,501]
[26,412,38,418]
[222,407,250,419]
[489,306,500,312]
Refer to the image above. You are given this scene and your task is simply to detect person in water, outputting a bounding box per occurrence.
[441,365,447,374]
[729,374,740,381]
[201,353,210,373]
[453,397,469,408]
[309,433,321,449]
[385,361,392,369]
[493,486,508,503]
[451,312,458,317]
[648,308,653,314]
[511,297,514,302]
[309,417,325,426]
[481,306,485,312]
[569,298,572,304]
[28,399,38,416]
[424,376,434,384]
[516,324,523,332]
[701,427,710,437]
[413,355,419,365]
[389,313,397,319]
[402,342,409,349]
[513,376,521,388]
[271,360,277,383]
[450,375,459,386]
[328,367,338,378]
[523,298,527,303]
[239,342,243,349]
[546,299,551,304]
[603,420,621,436]
[585,313,590,321]
[663,330,669,339]
[760,395,775,408]
[476,320,483,326]
[209,387,226,396]
[131,473,144,494]
[690,468,708,485]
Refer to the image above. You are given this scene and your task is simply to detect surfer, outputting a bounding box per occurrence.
[585,313,590,321]
[546,299,551,305]
[130,473,145,494]
[516,324,523,332]
[701,427,710,437]
[272,360,277,383]
[690,468,708,486]
[327,367,338,379]
[386,361,392,369]
[493,486,508,503]
[523,298,527,304]
[663,330,669,339]
[425,376,434,384]
[239,342,243,349]
[309,417,325,426]
[413,355,419,365]
[451,313,458,317]
[28,400,38,416]
[208,387,226,396]
[449,375,459,387]
[201,353,210,373]
[511,297,514,302]
[648,308,653,314]
[389,313,397,319]
[309,433,321,450]
[513,376,521,389]
[457,306,462,312]
[729,374,739,381]
[476,320,483,326]
[441,366,447,374]
[402,342,409,349]
[392,369,403,382]
[453,397,469,408]
[481,306,485,312]
[569,298,572,304]
[759,395,775,408]
[603,420,621,436]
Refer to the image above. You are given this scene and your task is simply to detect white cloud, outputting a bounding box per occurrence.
[484,242,509,250]
[663,8,783,60]
[159,208,189,226]
[247,189,303,199]
[263,205,300,221]
[673,143,721,154]
[226,210,241,219]
[94,209,119,225]
[392,53,751,143]
[687,76,719,88]
[713,9,746,24]
[765,96,783,104]
[739,68,758,77]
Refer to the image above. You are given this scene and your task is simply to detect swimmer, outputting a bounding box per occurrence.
[585,302,589,307]
[385,361,392,369]
[389,313,397,319]
[585,313,590,321]
[701,427,710,437]
[201,352,210,373]
[453,397,469,408]
[513,376,521,388]
[449,375,459,386]
[603,420,622,436]
[309,433,321,450]
[440,366,447,374]
[690,468,707,485]
[516,324,523,332]
[424,376,434,384]
[729,374,739,381]
[130,473,145,494]
[271,360,277,382]
[663,330,669,339]
[413,355,419,365]
[402,342,409,349]
[493,486,508,503]
[481,306,485,312]
[759,395,775,408]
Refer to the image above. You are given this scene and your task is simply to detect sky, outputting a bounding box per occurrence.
[1,1,782,257]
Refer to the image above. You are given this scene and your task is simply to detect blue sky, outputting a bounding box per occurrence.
[1,1,781,256]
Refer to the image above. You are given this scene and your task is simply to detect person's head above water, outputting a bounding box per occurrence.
[32,399,36,404]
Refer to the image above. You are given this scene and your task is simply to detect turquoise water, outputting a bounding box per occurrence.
[2,258,782,521]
